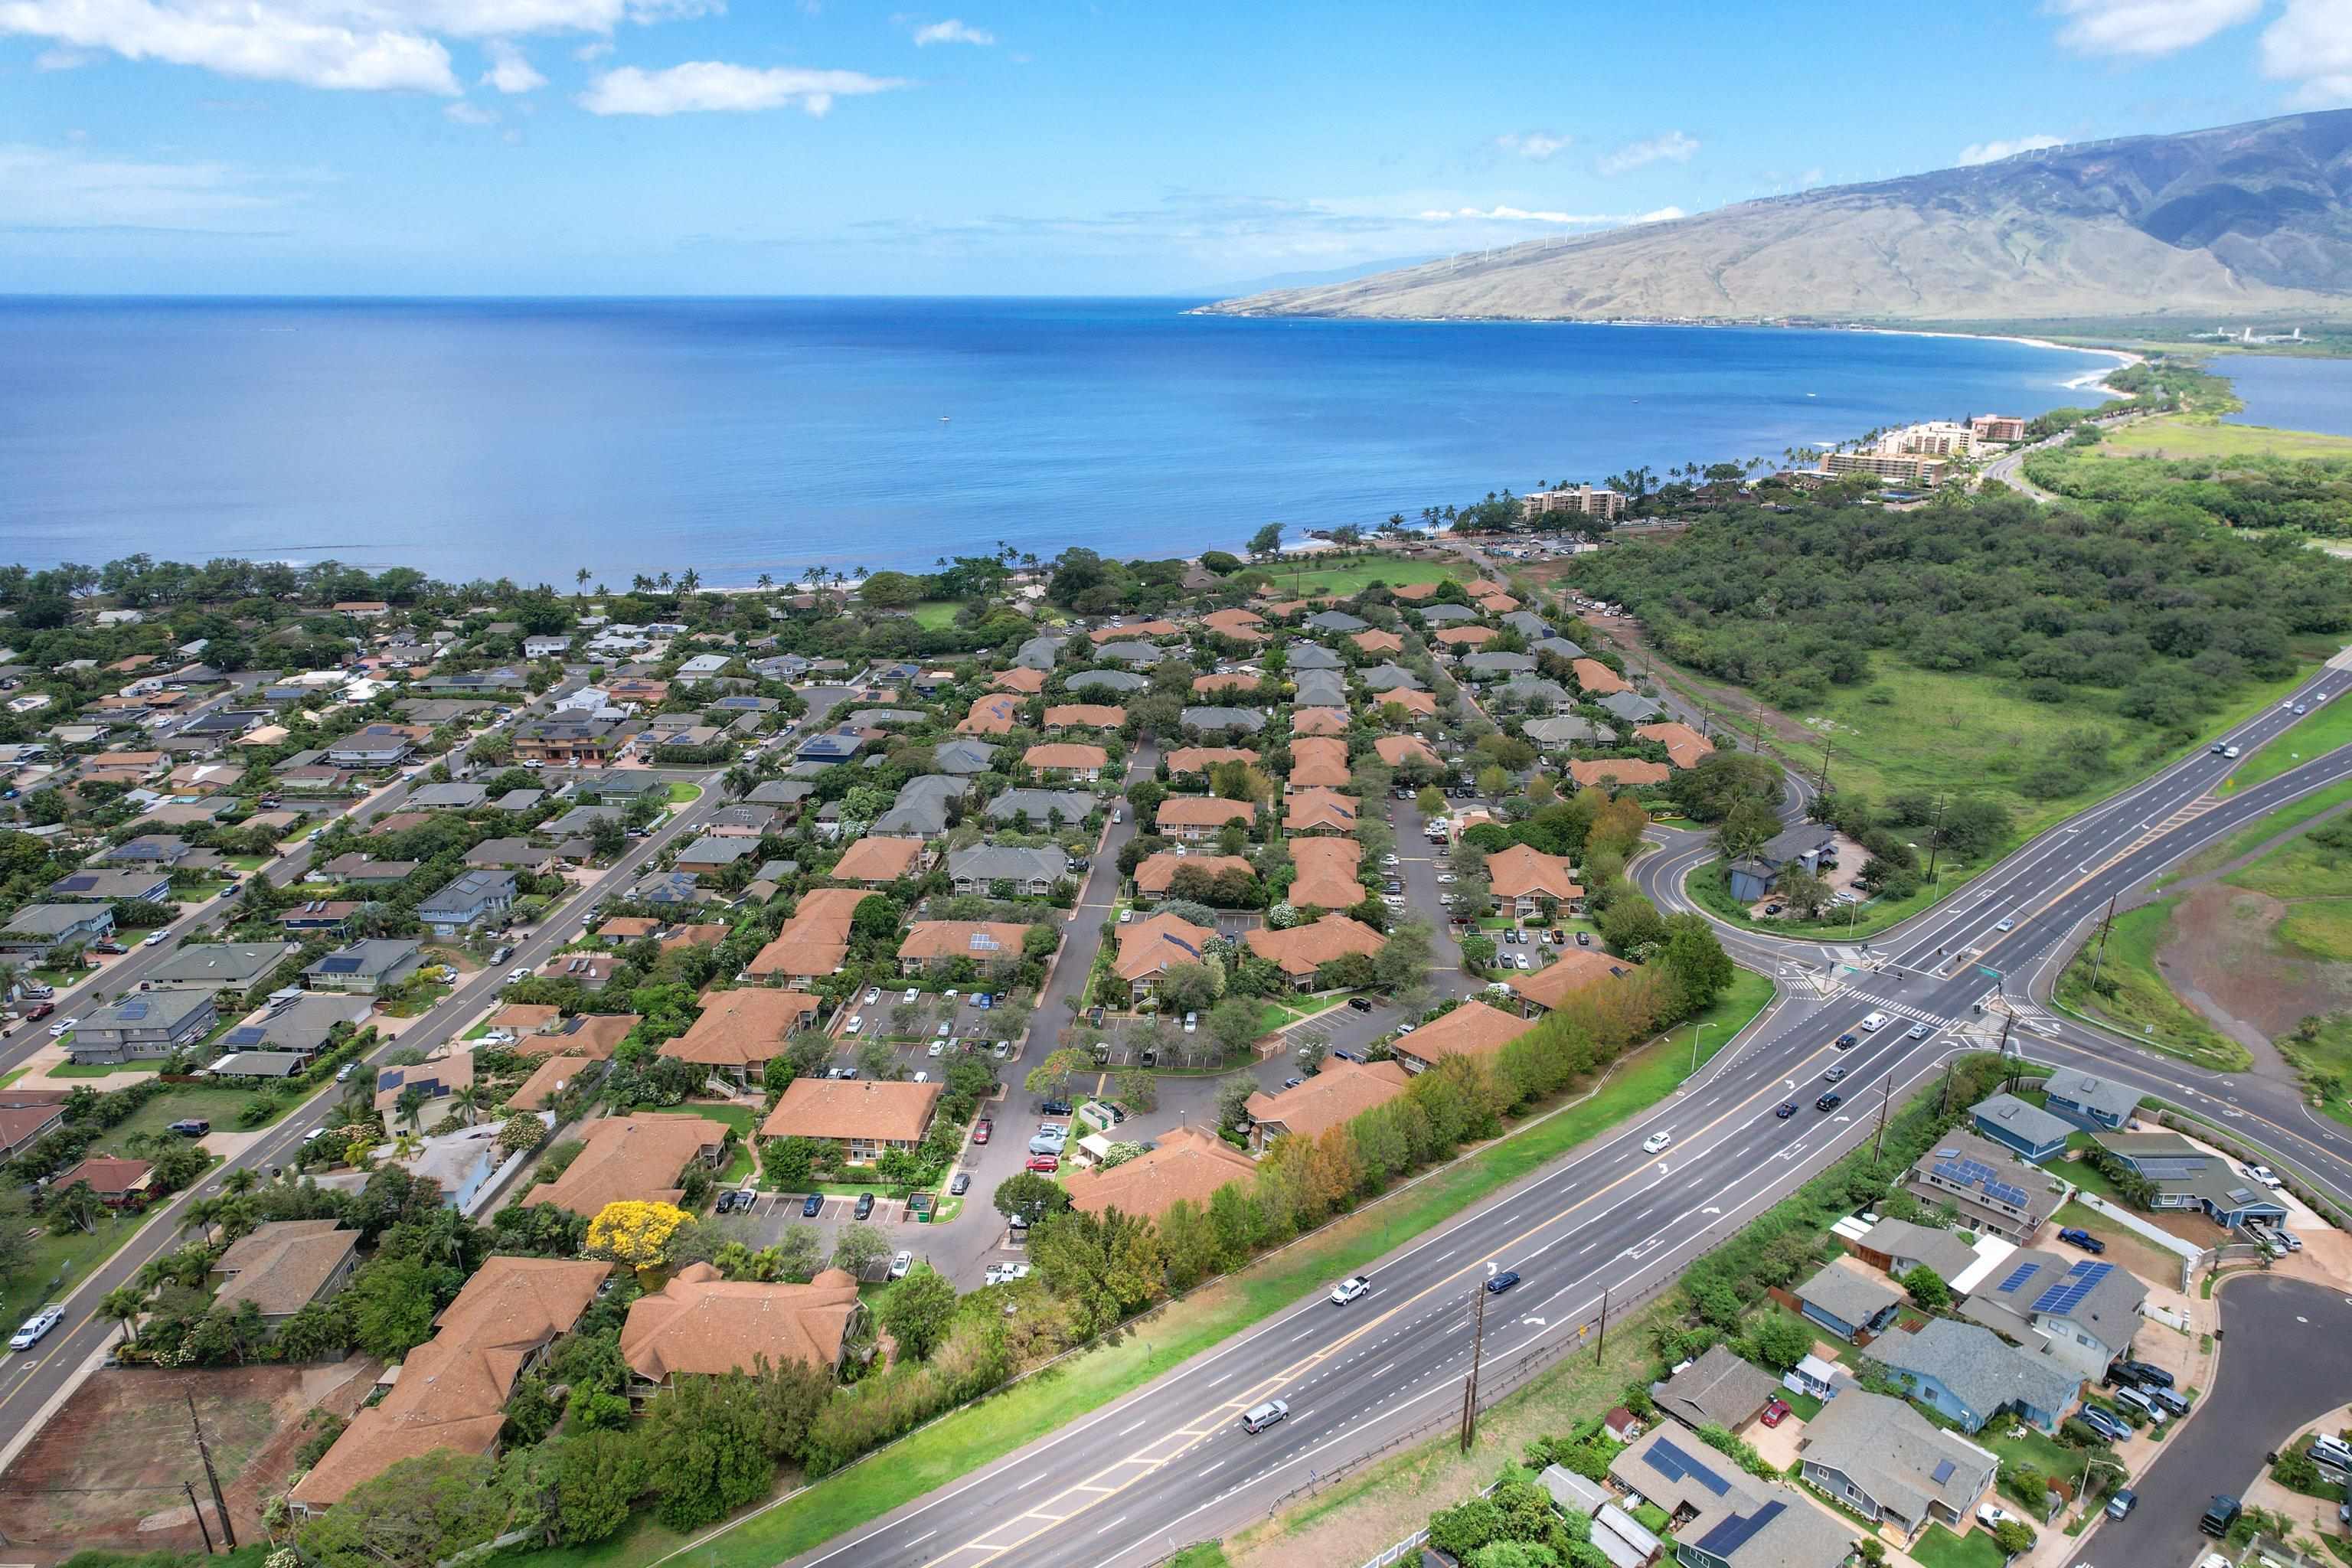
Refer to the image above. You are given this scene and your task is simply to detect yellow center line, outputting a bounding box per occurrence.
[943,1021,1867,1562]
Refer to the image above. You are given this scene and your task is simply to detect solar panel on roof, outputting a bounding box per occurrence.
[1996,1262,2039,1294]
[116,1001,149,1019]
[1932,1459,1955,1484]
[225,1027,266,1047]
[2031,1260,2111,1315]
[1694,1500,1782,1557]
[1642,1438,1730,1498]
[319,956,361,972]
[970,933,1000,951]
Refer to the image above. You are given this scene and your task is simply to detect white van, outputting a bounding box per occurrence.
[1860,1012,1890,1033]
[1240,1400,1289,1434]
[2309,1435,2352,1472]
[2112,1387,2166,1425]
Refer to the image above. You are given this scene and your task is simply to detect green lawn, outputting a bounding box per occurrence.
[1984,1422,2084,1489]
[2226,697,2352,791]
[1163,1546,1233,1568]
[2166,777,2352,881]
[906,600,965,631]
[47,1057,171,1078]
[508,966,1777,1568]
[1912,1524,2005,1568]
[110,1083,273,1144]
[2052,900,2252,1072]
[2101,416,2352,462]
[224,853,273,871]
[0,1207,165,1341]
[1256,557,1458,599]
[666,782,703,805]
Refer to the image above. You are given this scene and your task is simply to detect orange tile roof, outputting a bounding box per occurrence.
[1112,912,1217,984]
[487,1003,561,1036]
[832,836,926,883]
[1245,1057,1410,1140]
[659,923,729,952]
[1065,1126,1257,1220]
[598,916,662,941]
[1286,838,1362,910]
[1515,948,1642,1011]
[289,1257,608,1508]
[1165,746,1259,774]
[1477,593,1520,613]
[1024,742,1109,772]
[1374,733,1441,769]
[1200,609,1266,641]
[1566,758,1671,789]
[1351,629,1404,655]
[1246,913,1384,977]
[1635,721,1717,769]
[1465,579,1506,596]
[747,887,869,979]
[664,988,821,1067]
[506,1055,595,1112]
[897,920,1034,961]
[1485,844,1585,901]
[513,1013,639,1060]
[1091,619,1181,643]
[993,666,1047,694]
[1158,795,1257,829]
[1390,582,1443,602]
[1433,626,1497,648]
[55,1155,152,1197]
[1372,688,1438,717]
[521,1113,721,1215]
[1043,704,1125,730]
[1393,1000,1536,1067]
[1570,658,1629,695]
[1283,787,1359,833]
[622,1263,862,1381]
[959,694,1022,734]
[760,1077,942,1144]
[1291,707,1351,736]
[1133,852,1253,897]
[1288,737,1353,789]
[1193,672,1263,694]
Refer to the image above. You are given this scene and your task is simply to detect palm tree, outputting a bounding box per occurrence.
[757,572,773,590]
[179,1195,224,1245]
[575,567,590,596]
[99,1285,146,1346]
[395,1083,430,1136]
[221,1167,258,1197]
[678,567,702,595]
[724,764,757,800]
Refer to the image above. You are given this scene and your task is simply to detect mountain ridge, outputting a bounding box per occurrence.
[1200,112,2352,325]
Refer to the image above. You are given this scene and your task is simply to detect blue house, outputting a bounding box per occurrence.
[2040,1067,2141,1132]
[1871,1318,2082,1434]
[1792,1261,1902,1344]
[1969,1093,2074,1162]
[1726,823,1839,903]
[2091,1132,2290,1230]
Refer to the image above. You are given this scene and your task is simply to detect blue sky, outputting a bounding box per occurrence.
[2,0,2344,294]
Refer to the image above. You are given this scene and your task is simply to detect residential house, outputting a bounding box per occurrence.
[1283,787,1358,835]
[1537,1467,1662,1568]
[626,871,704,909]
[1958,1247,2147,1380]
[1242,1058,1409,1153]
[1568,757,1672,790]
[518,1013,639,1062]
[2088,1131,2290,1229]
[536,951,619,989]
[211,1220,358,1324]
[1370,688,1438,717]
[873,774,968,838]
[143,941,289,992]
[897,920,1034,977]
[992,666,1047,694]
[831,836,930,887]
[1726,823,1841,903]
[1066,669,1149,696]
[675,837,756,877]
[280,900,358,939]
[1607,1428,1854,1568]
[521,1112,725,1216]
[318,854,419,887]
[1903,1132,2061,1243]
[407,782,488,811]
[2039,1068,2142,1132]
[514,717,629,767]
[1485,844,1583,921]
[0,903,115,960]
[1180,706,1267,737]
[374,1054,477,1135]
[662,988,823,1088]
[760,1077,942,1164]
[1791,1259,1903,1343]
[1132,851,1253,902]
[1158,795,1256,842]
[0,1091,68,1161]
[1416,603,1480,627]
[1287,837,1362,910]
[1969,1094,2074,1162]
[1570,658,1631,696]
[1292,671,1348,709]
[466,838,554,874]
[1498,677,1572,712]
[1286,645,1344,671]
[1288,737,1352,790]
[1374,733,1441,770]
[324,724,423,769]
[1596,691,1668,725]
[303,939,425,995]
[419,870,518,936]
[1192,672,1262,698]
[705,805,781,838]
[1292,706,1352,734]
[506,1056,600,1113]
[1432,626,1497,649]
[1459,652,1537,681]
[98,835,192,867]
[1846,1218,1978,1289]
[1304,610,1369,634]
[47,868,172,904]
[54,1155,157,1206]
[212,993,371,1062]
[1870,1318,2081,1435]
[1024,742,1108,782]
[286,1257,609,1515]
[1798,1389,1997,1543]
[1015,633,1065,671]
[1111,913,1216,1002]
[1650,1344,1780,1432]
[1637,722,1717,770]
[1200,608,1266,642]
[1065,1126,1258,1219]
[948,844,1070,896]
[746,887,867,985]
[1389,1000,1538,1074]
[1164,746,1259,777]
[1244,914,1385,990]
[933,738,998,776]
[67,989,218,1063]
[959,694,1023,736]
[1042,704,1125,733]
[622,1264,865,1400]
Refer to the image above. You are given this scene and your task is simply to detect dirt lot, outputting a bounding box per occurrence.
[2163,882,2352,1041]
[0,1357,378,1560]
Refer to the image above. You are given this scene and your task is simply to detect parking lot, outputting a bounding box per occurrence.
[834,985,1034,1072]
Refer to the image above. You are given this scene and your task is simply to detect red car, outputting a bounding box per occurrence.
[1760,1398,1792,1428]
[23,1002,55,1022]
[972,1119,992,1145]
[1025,1154,1060,1173]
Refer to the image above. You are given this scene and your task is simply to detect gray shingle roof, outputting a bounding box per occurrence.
[986,789,1096,824]
[874,773,966,836]
[1285,645,1342,670]
[2040,1067,2142,1122]
[1524,717,1617,746]
[1417,603,1478,625]
[1181,706,1267,734]
[1596,691,1664,723]
[1802,1389,1997,1524]
[1649,1344,1779,1429]
[1305,611,1369,632]
[1795,1260,1902,1329]
[1971,1093,2076,1150]
[1854,1218,1977,1283]
[1872,1318,2081,1429]
[1360,663,1424,691]
[1065,669,1148,694]
[947,844,1071,886]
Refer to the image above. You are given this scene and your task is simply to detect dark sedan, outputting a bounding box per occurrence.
[1485,1270,1521,1295]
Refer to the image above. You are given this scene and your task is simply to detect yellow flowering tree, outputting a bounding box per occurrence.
[586,1200,691,1269]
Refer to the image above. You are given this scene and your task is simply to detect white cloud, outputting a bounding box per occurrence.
[1416,204,1680,227]
[0,139,290,228]
[445,99,497,122]
[2046,0,2260,57]
[1494,129,1570,161]
[2262,0,2352,105]
[574,37,611,59]
[910,17,993,45]
[1957,132,2065,165]
[579,60,907,116]
[481,39,544,91]
[1595,129,1698,177]
[0,0,716,94]
[34,44,87,66]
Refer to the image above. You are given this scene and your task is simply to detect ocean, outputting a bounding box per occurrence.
[0,298,2121,583]
[2219,351,2352,437]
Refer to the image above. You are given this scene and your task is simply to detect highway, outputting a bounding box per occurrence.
[785,654,2352,1568]
[0,681,855,1474]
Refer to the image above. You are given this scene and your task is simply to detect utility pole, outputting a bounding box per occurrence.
[1997,1012,2015,1074]
[1460,1282,1487,1452]
[1937,1055,1958,1119]
[1922,794,1949,886]
[1872,1074,1894,1163]
[1816,735,1834,797]
[2086,893,2119,995]
[185,1481,216,1555]
[188,1391,235,1550]
[1594,1282,1611,1364]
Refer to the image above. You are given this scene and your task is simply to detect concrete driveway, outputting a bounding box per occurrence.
[2082,1274,2352,1566]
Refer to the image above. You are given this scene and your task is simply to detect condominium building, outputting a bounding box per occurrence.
[1823,451,1952,487]
[1523,484,1626,521]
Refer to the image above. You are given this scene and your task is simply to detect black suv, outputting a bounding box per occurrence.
[1040,1099,1073,1116]
[1815,1092,1842,1112]
[853,1192,877,1220]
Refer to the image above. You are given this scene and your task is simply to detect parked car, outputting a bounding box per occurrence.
[23,1002,54,1022]
[8,1305,64,1351]
[46,1017,76,1038]
[802,1193,823,1217]
[949,1171,971,1196]
[336,1062,358,1083]
[1329,1276,1371,1305]
[1485,1270,1521,1295]
[972,1119,992,1144]
[166,1119,211,1137]
[2247,1163,2282,1188]
[1348,996,1374,1012]
[844,1015,865,1036]
[1025,1154,1060,1173]
[1761,1397,1792,1428]
[1575,931,1592,947]
[2080,1406,2132,1444]
[864,986,880,1005]
[2056,1227,2105,1254]
[853,1192,876,1220]
[142,929,170,947]
[2200,1497,2241,1538]
[2112,1358,2174,1390]
[713,1188,752,1214]
[888,1251,913,1279]
[1040,1099,1073,1116]
[90,940,126,956]
[1184,1011,1197,1034]
[2105,1488,2138,1520]
[1240,1400,1289,1434]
